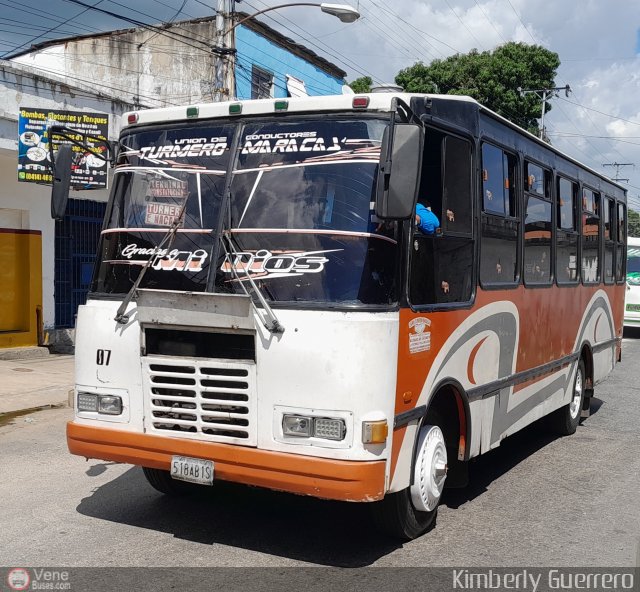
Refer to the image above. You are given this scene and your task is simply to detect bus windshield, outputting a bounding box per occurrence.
[91,116,399,306]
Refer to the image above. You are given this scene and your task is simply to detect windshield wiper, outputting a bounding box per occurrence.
[114,202,187,325]
[221,231,284,334]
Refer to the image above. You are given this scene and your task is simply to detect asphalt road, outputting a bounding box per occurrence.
[1,334,640,569]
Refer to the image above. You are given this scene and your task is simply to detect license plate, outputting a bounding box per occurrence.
[170,456,214,485]
[626,304,640,312]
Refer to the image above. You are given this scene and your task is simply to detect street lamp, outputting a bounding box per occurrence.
[223,3,361,34]
[214,2,360,102]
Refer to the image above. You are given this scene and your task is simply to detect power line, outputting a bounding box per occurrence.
[504,0,538,44]
[518,85,571,139]
[442,0,486,51]
[60,0,213,53]
[361,0,444,62]
[472,0,508,44]
[361,0,460,56]
[239,0,383,83]
[559,96,640,127]
[0,0,103,58]
[603,162,634,183]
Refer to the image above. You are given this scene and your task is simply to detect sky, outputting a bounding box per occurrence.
[2,0,640,208]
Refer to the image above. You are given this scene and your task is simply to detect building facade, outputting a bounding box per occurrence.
[10,15,347,108]
[1,15,347,350]
[0,60,132,350]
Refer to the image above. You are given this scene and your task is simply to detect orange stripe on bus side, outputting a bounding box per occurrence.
[389,283,625,482]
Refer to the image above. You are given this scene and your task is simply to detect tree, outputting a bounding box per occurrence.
[348,76,372,93]
[394,42,560,134]
[628,209,640,237]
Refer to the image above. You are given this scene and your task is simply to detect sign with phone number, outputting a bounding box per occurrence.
[17,107,110,189]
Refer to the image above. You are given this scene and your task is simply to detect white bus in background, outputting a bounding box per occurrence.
[625,236,640,327]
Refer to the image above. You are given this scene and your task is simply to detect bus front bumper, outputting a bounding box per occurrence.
[67,421,386,502]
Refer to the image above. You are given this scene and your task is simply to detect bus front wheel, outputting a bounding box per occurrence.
[142,467,194,496]
[371,424,448,540]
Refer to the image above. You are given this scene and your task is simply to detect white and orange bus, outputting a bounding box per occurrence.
[54,93,626,540]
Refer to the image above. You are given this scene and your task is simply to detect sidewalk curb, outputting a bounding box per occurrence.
[0,347,50,361]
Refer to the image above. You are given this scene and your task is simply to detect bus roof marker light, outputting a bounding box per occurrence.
[274,100,288,112]
[229,103,242,115]
[186,106,199,119]
[352,96,369,109]
[127,113,138,125]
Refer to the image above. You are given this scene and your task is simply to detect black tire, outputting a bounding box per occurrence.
[547,358,586,436]
[371,415,448,540]
[142,467,193,496]
[370,487,438,541]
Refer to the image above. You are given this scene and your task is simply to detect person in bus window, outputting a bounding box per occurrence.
[415,200,440,234]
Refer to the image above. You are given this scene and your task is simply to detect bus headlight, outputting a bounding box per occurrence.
[77,392,123,415]
[282,414,312,437]
[282,414,346,441]
[98,395,123,415]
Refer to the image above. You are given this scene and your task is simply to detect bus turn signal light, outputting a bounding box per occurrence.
[362,420,388,444]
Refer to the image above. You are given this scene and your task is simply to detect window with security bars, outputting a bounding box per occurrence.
[251,66,274,99]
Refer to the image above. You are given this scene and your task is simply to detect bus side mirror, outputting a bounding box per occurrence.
[375,123,423,219]
[51,145,73,220]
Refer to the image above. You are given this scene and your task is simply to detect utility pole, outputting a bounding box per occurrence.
[602,162,634,183]
[518,84,571,140]
[213,0,234,101]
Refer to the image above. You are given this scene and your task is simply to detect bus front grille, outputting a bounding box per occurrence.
[142,357,257,446]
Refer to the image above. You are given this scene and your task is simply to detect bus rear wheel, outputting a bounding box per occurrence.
[371,424,447,540]
[142,467,194,496]
[547,359,586,436]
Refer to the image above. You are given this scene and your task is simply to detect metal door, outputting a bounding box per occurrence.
[55,198,106,328]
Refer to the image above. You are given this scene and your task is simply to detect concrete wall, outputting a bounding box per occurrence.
[12,25,216,109]
[11,18,345,108]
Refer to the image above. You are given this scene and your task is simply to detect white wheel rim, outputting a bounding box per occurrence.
[411,425,448,512]
[569,366,583,420]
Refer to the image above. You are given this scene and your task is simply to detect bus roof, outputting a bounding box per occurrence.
[122,92,466,125]
[122,93,626,195]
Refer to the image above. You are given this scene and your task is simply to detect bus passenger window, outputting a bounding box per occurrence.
[616,202,627,282]
[582,188,600,284]
[556,177,579,284]
[524,196,552,284]
[604,197,615,284]
[409,131,474,306]
[480,143,519,287]
[482,144,508,215]
[410,236,473,305]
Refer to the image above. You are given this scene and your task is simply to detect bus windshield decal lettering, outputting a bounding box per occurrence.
[120,244,208,272]
[221,248,341,280]
[137,140,228,160]
[240,134,379,157]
